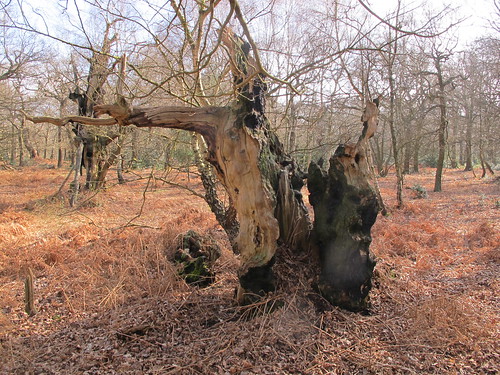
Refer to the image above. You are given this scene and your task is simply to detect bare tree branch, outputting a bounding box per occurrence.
[357,0,462,38]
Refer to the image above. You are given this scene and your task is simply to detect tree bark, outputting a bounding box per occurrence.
[308,101,379,311]
[450,119,458,169]
[479,147,494,178]
[403,145,411,174]
[464,107,473,171]
[21,119,38,160]
[433,53,448,192]
[69,141,84,207]
[388,67,404,207]
[117,153,125,184]
[57,119,63,168]
[18,126,25,167]
[412,146,419,174]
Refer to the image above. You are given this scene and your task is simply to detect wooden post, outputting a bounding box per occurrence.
[24,268,37,316]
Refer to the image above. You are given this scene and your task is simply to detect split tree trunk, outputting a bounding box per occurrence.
[29,30,380,311]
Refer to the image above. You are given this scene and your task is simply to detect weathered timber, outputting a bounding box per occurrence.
[24,268,37,316]
[308,101,380,311]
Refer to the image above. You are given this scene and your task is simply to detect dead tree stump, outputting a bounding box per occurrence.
[308,101,380,311]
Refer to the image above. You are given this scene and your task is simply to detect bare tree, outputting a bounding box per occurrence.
[0,8,45,165]
[29,23,381,311]
[457,37,500,175]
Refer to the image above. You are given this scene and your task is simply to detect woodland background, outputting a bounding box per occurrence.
[0,0,498,182]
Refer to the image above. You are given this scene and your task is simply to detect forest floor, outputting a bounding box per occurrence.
[0,161,498,374]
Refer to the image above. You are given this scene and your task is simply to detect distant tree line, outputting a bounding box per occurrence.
[0,0,498,198]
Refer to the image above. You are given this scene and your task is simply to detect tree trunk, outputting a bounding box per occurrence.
[433,54,448,192]
[388,69,404,207]
[70,141,84,207]
[403,144,411,174]
[464,109,473,171]
[373,136,384,176]
[450,120,458,168]
[22,122,38,159]
[287,95,297,153]
[117,153,125,184]
[57,124,63,168]
[479,146,494,178]
[43,129,49,159]
[130,129,138,169]
[412,137,420,173]
[18,127,24,167]
[308,102,379,311]
[10,124,16,165]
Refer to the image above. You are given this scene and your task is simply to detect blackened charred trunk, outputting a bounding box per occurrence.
[307,102,380,312]
[308,155,378,311]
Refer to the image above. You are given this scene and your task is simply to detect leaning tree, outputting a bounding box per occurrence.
[28,26,380,312]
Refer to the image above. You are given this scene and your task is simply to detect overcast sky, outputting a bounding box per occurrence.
[370,0,497,46]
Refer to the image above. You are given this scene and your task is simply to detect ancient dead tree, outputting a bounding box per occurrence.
[29,30,380,311]
[68,21,122,192]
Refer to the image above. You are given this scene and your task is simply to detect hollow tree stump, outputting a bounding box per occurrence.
[308,101,380,311]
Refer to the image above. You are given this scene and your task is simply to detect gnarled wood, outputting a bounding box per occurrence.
[56,99,290,303]
[308,100,380,312]
[28,28,378,311]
